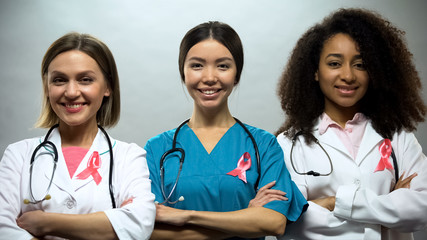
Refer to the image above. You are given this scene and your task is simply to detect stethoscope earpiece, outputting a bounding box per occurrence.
[23,194,52,205]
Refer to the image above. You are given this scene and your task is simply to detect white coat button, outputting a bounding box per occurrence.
[354,179,360,185]
[66,200,75,209]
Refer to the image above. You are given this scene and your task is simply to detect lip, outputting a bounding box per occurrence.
[62,102,85,113]
[198,88,221,96]
[335,85,358,95]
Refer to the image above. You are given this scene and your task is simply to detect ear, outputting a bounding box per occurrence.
[104,87,111,97]
[314,71,319,81]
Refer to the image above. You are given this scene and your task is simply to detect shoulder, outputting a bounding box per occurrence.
[4,137,42,153]
[112,138,146,155]
[1,137,42,167]
[391,130,420,150]
[243,123,275,140]
[276,131,291,148]
[144,128,177,151]
[240,123,280,148]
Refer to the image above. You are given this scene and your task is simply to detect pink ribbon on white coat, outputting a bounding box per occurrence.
[76,151,102,185]
[374,139,394,173]
[227,152,252,183]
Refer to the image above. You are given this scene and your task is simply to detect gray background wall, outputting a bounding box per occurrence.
[1,0,426,238]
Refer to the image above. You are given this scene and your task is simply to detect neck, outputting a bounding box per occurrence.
[325,106,359,128]
[58,121,99,148]
[189,104,235,129]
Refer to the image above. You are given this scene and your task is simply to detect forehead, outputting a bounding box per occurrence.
[48,50,101,72]
[321,33,360,55]
[186,39,233,59]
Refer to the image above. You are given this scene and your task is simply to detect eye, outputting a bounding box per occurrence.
[354,62,366,70]
[327,61,341,68]
[190,63,203,69]
[51,77,67,85]
[218,64,230,70]
[79,77,94,84]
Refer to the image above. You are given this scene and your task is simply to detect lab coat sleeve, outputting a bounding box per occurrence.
[334,132,427,232]
[0,142,35,239]
[104,143,156,239]
[277,133,364,239]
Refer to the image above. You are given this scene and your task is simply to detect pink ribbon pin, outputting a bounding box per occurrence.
[374,139,394,173]
[227,152,251,183]
[76,151,102,185]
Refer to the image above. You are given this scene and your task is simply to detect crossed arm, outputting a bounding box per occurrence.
[313,172,418,211]
[17,211,117,240]
[151,181,288,240]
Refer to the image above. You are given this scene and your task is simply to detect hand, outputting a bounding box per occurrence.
[120,196,135,207]
[311,196,336,211]
[155,204,191,226]
[393,172,418,190]
[17,210,47,237]
[248,181,288,208]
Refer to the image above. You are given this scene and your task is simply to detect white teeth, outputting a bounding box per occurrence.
[66,104,82,108]
[202,90,216,95]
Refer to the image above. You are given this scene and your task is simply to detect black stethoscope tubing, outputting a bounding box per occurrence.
[27,124,116,208]
[159,117,260,205]
[290,130,399,180]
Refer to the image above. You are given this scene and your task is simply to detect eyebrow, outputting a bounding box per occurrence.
[187,57,234,63]
[49,70,96,76]
[326,53,362,60]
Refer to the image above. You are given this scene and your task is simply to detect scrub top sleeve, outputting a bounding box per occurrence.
[258,133,308,222]
[0,142,36,239]
[104,143,155,239]
[144,140,165,203]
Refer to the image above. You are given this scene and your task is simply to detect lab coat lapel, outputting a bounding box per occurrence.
[313,124,353,160]
[355,123,383,165]
[72,129,111,191]
[44,128,75,195]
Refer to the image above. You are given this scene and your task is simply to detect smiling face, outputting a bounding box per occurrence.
[316,33,369,118]
[183,39,237,113]
[47,50,110,128]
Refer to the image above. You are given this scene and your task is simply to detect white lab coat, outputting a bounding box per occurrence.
[0,128,156,240]
[277,119,427,240]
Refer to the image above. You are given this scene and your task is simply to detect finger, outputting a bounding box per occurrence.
[259,181,276,191]
[262,189,287,196]
[398,171,406,181]
[400,173,418,185]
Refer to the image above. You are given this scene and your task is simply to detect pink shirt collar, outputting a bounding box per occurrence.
[319,112,367,134]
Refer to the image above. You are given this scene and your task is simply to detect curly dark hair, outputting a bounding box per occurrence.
[276,8,426,143]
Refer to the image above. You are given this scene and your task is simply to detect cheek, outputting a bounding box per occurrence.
[47,87,60,101]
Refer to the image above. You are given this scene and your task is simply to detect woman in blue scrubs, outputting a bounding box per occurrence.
[145,21,307,239]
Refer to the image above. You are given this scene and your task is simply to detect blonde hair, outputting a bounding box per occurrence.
[36,32,120,128]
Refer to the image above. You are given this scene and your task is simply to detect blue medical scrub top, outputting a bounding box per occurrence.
[145,122,307,240]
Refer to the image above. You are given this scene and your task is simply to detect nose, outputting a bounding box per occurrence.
[64,81,80,99]
[202,66,217,85]
[340,64,356,83]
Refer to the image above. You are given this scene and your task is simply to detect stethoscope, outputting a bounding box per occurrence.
[159,117,260,205]
[24,124,117,208]
[289,131,399,181]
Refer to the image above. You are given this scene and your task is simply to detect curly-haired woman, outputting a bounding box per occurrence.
[276,8,427,239]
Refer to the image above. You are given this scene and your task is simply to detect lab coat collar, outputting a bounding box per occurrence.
[355,123,384,164]
[42,127,114,195]
[314,118,384,166]
[313,119,352,160]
